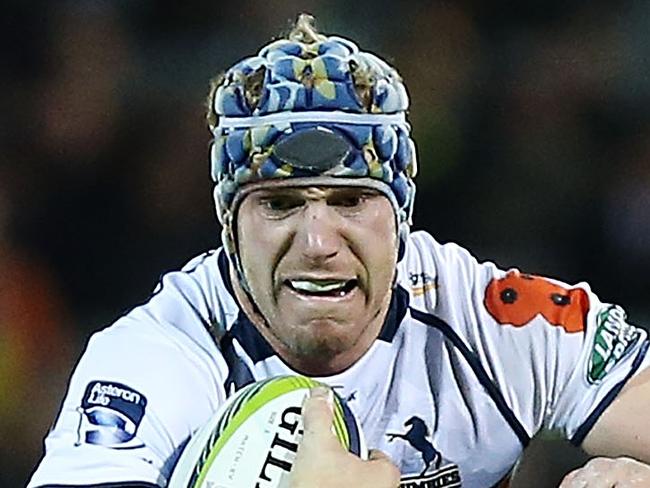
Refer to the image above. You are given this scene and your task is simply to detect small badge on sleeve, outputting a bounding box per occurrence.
[587,305,641,384]
[76,380,147,449]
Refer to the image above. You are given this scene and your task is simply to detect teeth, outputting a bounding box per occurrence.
[289,280,348,293]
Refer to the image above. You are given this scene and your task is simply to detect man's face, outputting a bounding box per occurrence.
[235,185,398,373]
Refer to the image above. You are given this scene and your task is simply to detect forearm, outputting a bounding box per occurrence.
[582,367,650,463]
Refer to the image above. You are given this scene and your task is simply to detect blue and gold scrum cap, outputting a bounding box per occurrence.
[208,15,417,256]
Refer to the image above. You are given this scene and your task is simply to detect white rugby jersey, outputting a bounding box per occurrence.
[28,231,650,488]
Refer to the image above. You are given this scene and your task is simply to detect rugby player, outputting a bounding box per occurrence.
[28,15,650,488]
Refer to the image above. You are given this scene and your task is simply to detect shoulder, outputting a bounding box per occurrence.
[398,230,496,313]
[78,248,241,403]
[27,250,247,488]
[399,231,490,280]
[125,249,240,347]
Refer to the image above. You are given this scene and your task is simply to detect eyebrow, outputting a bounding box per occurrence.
[253,186,381,197]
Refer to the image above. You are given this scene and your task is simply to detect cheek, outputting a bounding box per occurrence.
[238,216,292,295]
[371,249,398,290]
[357,215,398,287]
[370,207,398,255]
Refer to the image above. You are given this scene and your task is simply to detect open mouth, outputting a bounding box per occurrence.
[285,278,358,297]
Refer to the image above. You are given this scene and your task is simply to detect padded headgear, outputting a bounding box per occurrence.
[207,17,417,281]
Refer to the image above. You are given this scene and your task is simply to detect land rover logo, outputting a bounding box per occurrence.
[587,305,640,384]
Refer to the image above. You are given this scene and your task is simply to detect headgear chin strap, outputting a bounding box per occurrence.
[208,24,418,291]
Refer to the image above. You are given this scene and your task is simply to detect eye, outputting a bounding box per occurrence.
[327,189,376,208]
[330,194,362,207]
[259,195,304,213]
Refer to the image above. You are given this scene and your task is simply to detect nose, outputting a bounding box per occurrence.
[296,203,342,263]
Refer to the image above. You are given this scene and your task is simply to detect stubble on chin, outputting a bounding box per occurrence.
[280,325,349,360]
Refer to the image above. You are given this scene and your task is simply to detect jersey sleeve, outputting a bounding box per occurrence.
[403,231,650,445]
[27,261,230,488]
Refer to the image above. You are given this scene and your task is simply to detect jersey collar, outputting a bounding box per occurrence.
[217,249,410,364]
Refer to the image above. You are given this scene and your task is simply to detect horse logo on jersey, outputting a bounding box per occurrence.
[387,416,461,487]
[484,270,589,333]
[76,380,147,449]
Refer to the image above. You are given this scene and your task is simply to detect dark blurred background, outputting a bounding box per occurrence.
[2,0,649,486]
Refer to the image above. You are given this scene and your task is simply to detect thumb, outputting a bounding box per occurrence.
[368,449,402,486]
[368,449,392,462]
[300,386,340,450]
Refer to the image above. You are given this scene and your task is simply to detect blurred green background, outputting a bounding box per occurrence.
[2,0,649,486]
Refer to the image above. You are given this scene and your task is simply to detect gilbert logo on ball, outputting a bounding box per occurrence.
[168,375,367,488]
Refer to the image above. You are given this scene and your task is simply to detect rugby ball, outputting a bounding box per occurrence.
[168,375,366,488]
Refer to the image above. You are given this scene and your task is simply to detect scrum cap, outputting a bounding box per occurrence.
[208,15,417,261]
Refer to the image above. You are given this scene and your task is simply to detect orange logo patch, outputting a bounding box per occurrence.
[484,271,589,333]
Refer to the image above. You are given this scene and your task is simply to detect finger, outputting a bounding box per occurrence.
[557,469,580,488]
[558,466,610,488]
[300,386,339,448]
